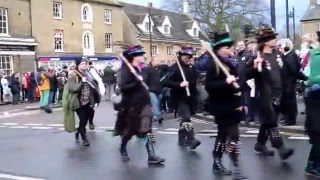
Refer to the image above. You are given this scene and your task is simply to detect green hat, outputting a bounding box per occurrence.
[210,32,234,49]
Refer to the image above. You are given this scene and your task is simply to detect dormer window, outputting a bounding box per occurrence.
[164,25,170,34]
[145,22,151,32]
[81,3,93,23]
[193,28,198,37]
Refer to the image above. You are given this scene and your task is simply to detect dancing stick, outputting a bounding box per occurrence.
[172,46,191,96]
[201,40,240,89]
[119,54,149,90]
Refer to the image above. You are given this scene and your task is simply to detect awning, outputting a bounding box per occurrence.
[38,54,119,62]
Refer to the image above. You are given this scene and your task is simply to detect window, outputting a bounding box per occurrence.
[164,25,170,34]
[104,9,112,24]
[193,28,198,37]
[151,45,158,55]
[82,31,94,55]
[83,33,90,49]
[105,33,112,52]
[0,8,8,35]
[53,2,63,19]
[81,4,93,22]
[0,55,12,75]
[54,30,64,52]
[167,46,173,55]
[145,22,150,32]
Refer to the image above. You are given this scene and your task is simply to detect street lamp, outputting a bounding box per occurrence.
[148,2,153,57]
[289,7,295,45]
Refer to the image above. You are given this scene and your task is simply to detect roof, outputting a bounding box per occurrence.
[78,0,122,7]
[120,2,209,44]
[301,5,320,21]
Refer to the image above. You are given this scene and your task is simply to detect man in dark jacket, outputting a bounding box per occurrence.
[143,57,163,124]
[279,40,308,125]
[162,46,201,150]
[246,25,294,160]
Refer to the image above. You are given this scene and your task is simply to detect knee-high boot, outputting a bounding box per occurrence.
[228,141,247,179]
[268,127,294,160]
[145,134,165,165]
[181,122,201,150]
[212,140,231,175]
[120,136,130,161]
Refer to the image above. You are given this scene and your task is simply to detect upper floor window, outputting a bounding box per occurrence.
[167,46,173,55]
[53,2,63,19]
[105,33,113,52]
[164,25,170,34]
[82,30,94,55]
[145,22,150,32]
[193,28,198,37]
[151,45,158,55]
[81,4,93,23]
[0,8,8,35]
[54,30,64,52]
[104,9,112,24]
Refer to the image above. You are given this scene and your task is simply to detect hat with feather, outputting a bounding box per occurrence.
[257,24,278,44]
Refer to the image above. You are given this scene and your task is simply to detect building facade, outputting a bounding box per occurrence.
[300,0,320,40]
[30,0,124,70]
[0,0,37,75]
[121,2,209,64]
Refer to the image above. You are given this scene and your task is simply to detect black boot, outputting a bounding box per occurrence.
[89,123,95,130]
[178,129,187,146]
[79,128,89,146]
[119,147,130,161]
[184,123,201,150]
[82,139,90,146]
[146,141,165,165]
[254,143,275,156]
[120,138,130,161]
[305,161,320,178]
[229,147,247,179]
[75,131,80,143]
[278,145,294,160]
[213,158,232,175]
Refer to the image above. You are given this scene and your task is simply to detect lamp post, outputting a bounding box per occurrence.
[148,2,153,57]
[289,7,296,44]
[270,0,276,30]
[286,0,290,38]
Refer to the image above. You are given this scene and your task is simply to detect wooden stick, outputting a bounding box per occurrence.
[205,47,240,89]
[173,51,191,96]
[119,54,149,90]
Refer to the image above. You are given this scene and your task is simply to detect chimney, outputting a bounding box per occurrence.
[310,0,318,9]
[183,0,189,14]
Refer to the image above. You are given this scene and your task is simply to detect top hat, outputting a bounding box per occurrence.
[178,46,196,56]
[123,45,145,57]
[257,25,278,44]
[210,32,234,49]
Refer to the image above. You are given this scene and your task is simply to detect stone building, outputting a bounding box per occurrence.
[120,1,209,64]
[0,0,37,75]
[31,0,124,70]
[300,0,320,40]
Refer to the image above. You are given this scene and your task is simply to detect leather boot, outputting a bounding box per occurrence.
[146,141,165,165]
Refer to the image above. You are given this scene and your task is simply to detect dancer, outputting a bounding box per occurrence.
[247,25,294,159]
[65,58,100,146]
[198,31,247,179]
[162,46,201,150]
[114,45,165,165]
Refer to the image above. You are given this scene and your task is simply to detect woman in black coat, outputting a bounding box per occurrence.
[10,73,21,105]
[199,32,247,179]
[114,45,164,165]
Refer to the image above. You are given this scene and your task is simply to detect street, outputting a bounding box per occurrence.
[0,102,317,180]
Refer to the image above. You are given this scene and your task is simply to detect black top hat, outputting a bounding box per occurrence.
[178,46,196,56]
[123,45,145,57]
[210,32,234,49]
[257,25,278,43]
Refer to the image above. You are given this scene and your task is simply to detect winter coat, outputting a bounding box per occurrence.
[162,61,198,102]
[49,74,58,92]
[203,55,243,125]
[10,75,20,95]
[246,50,285,125]
[62,76,76,133]
[142,65,162,95]
[1,77,10,95]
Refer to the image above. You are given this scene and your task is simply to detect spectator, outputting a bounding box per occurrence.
[57,70,67,104]
[48,67,58,104]
[37,67,52,113]
[10,73,21,105]
[1,75,11,104]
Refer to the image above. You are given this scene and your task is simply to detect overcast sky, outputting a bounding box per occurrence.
[119,0,310,32]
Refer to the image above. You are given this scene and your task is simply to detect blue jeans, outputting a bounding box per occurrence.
[149,92,162,121]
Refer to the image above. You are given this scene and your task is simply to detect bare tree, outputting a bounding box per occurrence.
[161,0,269,40]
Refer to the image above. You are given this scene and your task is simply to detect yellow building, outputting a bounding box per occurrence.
[31,0,124,70]
[0,0,37,75]
[120,1,209,64]
[300,0,320,40]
